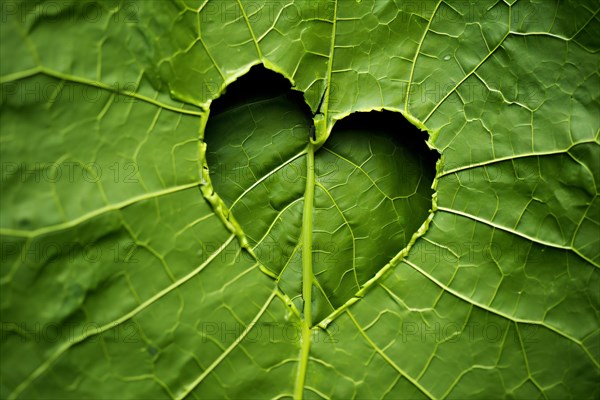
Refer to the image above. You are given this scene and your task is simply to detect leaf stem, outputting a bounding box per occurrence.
[302,143,315,326]
[294,141,315,400]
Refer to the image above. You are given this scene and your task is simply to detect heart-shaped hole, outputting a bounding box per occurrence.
[204,66,438,324]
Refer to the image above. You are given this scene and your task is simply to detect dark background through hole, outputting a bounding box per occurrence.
[206,64,439,170]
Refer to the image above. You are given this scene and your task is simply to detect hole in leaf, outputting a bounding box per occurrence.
[204,65,438,324]
[207,65,311,120]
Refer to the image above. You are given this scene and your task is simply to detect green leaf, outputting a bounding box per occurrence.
[204,68,437,325]
[1,1,598,399]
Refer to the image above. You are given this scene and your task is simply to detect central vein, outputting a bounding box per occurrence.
[302,142,315,328]
[294,140,315,400]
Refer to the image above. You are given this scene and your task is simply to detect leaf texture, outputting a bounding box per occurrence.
[1,0,598,399]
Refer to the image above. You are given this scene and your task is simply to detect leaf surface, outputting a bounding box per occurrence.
[1,0,598,399]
